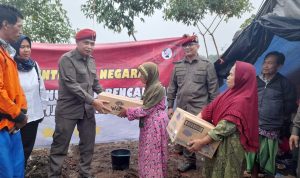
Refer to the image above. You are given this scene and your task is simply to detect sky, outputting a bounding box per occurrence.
[61,0,263,55]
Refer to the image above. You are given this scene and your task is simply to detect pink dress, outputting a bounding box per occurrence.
[127,98,169,178]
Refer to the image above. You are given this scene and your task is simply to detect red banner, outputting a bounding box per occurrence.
[31,37,196,146]
[31,37,192,90]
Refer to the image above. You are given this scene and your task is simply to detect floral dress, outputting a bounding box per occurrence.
[127,98,169,178]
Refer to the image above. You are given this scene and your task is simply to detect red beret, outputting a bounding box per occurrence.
[75,29,96,42]
[182,36,199,46]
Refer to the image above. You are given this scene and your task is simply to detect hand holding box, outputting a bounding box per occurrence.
[92,98,111,114]
[97,92,143,116]
[167,107,220,158]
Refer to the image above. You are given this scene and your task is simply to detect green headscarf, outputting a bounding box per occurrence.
[138,62,165,127]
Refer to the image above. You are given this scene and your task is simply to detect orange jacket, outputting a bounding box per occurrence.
[0,47,27,130]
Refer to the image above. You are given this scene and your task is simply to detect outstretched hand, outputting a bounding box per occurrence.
[168,108,174,119]
[117,106,127,118]
[92,99,111,114]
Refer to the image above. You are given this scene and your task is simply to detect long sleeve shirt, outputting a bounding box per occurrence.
[0,42,27,130]
[167,55,219,115]
[208,120,237,141]
[55,49,103,119]
[18,62,48,123]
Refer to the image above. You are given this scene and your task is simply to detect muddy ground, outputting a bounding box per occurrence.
[26,141,296,178]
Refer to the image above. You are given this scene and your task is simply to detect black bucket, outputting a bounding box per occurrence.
[111,149,131,170]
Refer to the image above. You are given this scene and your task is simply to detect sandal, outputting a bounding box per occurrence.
[276,163,286,170]
[243,170,251,178]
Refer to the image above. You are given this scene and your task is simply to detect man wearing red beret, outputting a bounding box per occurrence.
[49,29,110,178]
[167,35,219,172]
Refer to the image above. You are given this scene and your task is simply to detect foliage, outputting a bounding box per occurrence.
[0,0,74,43]
[81,0,166,41]
[163,0,252,58]
[240,14,256,29]
[164,0,253,26]
[81,0,252,41]
[163,0,206,26]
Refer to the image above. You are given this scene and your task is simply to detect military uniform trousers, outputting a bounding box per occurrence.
[49,113,96,178]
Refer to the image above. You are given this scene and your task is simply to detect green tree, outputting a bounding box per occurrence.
[81,0,166,41]
[240,14,255,29]
[164,0,252,25]
[0,0,74,43]
[164,0,252,58]
[82,0,252,57]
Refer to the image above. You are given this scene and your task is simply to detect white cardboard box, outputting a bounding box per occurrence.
[167,107,220,158]
[97,92,143,115]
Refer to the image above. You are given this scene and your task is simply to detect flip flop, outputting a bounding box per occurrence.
[243,170,251,178]
[258,172,266,177]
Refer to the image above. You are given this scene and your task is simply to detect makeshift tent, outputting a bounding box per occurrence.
[215,0,300,95]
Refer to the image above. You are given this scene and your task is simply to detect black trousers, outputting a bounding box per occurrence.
[20,119,42,166]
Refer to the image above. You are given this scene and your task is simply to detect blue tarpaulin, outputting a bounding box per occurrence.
[216,0,300,97]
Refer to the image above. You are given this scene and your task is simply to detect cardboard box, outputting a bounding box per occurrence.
[97,92,143,115]
[167,107,220,158]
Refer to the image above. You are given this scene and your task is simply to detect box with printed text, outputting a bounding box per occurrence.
[97,92,143,115]
[167,107,220,158]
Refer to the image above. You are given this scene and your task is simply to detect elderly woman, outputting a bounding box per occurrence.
[187,61,259,178]
[11,35,48,167]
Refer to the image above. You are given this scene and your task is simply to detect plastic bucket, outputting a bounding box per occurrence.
[111,149,131,170]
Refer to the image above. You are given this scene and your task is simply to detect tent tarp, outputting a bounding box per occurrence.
[215,0,300,96]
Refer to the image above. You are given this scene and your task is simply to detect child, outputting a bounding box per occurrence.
[118,62,169,178]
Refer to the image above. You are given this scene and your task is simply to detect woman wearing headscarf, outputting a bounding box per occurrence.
[187,61,259,178]
[11,35,48,167]
[118,62,169,178]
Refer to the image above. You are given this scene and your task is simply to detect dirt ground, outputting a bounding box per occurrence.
[25,141,296,178]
